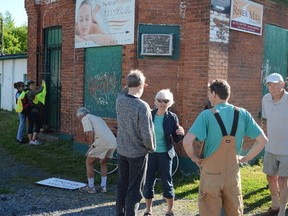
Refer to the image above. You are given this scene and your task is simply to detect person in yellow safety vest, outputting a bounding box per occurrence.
[14,81,27,144]
[15,81,46,113]
[24,79,46,146]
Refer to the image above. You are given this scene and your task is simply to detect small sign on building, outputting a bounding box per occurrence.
[140,34,173,56]
[211,0,231,14]
[230,0,263,35]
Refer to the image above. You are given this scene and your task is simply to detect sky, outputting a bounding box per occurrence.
[0,0,27,26]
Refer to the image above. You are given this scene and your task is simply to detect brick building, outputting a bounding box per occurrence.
[25,0,288,173]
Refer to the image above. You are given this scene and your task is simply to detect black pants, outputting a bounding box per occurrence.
[116,154,147,216]
[27,111,41,134]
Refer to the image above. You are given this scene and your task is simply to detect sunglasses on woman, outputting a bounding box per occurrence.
[157,99,169,103]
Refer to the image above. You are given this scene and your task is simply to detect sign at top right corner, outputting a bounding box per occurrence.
[230,0,263,36]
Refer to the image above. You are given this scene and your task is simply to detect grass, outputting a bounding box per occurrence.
[0,109,89,183]
[241,165,271,214]
[0,109,272,214]
[0,188,12,194]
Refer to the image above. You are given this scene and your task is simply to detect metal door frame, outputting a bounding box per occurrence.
[41,26,62,131]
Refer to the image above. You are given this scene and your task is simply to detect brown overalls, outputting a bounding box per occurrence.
[198,108,243,216]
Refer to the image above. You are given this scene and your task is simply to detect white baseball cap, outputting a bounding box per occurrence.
[265,73,284,84]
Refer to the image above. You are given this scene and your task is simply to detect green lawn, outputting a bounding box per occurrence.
[0,109,271,214]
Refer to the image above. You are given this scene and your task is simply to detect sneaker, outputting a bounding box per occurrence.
[96,186,107,193]
[265,207,279,216]
[165,211,174,216]
[35,139,42,144]
[16,139,26,144]
[79,186,96,194]
[29,140,42,145]
[101,186,107,193]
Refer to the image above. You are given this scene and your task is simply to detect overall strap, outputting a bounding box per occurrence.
[211,107,240,137]
[211,108,227,136]
[230,107,240,136]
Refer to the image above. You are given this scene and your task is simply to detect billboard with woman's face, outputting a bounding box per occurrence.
[75,0,135,48]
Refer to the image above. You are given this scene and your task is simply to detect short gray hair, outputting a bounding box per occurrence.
[155,89,174,107]
[76,107,90,118]
[127,69,146,88]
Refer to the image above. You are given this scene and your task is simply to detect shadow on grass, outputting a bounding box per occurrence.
[243,186,268,200]
[243,186,270,214]
[138,198,166,211]
[244,195,271,214]
[175,185,198,198]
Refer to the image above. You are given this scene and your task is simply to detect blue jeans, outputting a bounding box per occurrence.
[143,152,174,199]
[16,113,26,141]
[116,154,147,216]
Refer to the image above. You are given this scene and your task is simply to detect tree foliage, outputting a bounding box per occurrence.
[0,11,27,55]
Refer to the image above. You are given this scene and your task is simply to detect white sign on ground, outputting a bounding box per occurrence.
[36,177,86,190]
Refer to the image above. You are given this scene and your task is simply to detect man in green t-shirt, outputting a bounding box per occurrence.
[183,79,267,216]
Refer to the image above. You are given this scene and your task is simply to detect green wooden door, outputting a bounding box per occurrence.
[84,46,122,118]
[262,24,288,95]
[43,27,62,131]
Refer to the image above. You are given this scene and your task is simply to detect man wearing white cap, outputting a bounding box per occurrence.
[262,73,288,216]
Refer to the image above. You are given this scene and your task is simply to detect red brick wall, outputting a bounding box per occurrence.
[25,1,40,83]
[228,0,288,118]
[25,0,288,147]
[206,0,288,121]
[180,0,210,129]
[213,0,288,148]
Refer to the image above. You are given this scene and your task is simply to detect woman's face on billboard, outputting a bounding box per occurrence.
[77,4,92,36]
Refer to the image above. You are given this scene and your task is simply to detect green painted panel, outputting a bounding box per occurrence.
[84,46,122,118]
[262,24,288,95]
[138,24,180,60]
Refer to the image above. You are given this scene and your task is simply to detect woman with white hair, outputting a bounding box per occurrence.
[76,107,116,194]
[143,89,185,216]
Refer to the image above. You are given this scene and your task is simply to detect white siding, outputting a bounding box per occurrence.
[0,57,27,111]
